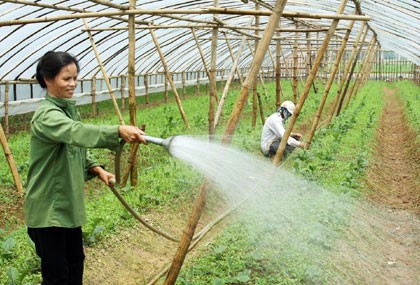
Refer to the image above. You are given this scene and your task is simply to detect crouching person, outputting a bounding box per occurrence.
[261,100,306,160]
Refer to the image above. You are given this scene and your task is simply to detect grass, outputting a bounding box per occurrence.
[0,79,418,284]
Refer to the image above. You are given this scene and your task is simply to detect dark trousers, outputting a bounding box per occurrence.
[28,227,85,285]
[268,139,296,159]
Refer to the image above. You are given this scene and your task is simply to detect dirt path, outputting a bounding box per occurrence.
[357,86,419,285]
[366,87,419,213]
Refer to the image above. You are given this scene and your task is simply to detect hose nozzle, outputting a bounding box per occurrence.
[144,135,174,150]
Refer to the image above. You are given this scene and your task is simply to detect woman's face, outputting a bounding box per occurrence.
[45,62,78,99]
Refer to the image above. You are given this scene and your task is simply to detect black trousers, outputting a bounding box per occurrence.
[28,227,85,285]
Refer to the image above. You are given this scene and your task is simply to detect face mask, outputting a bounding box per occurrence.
[280,107,291,120]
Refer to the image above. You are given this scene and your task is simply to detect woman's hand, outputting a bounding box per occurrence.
[89,166,115,186]
[118,125,147,144]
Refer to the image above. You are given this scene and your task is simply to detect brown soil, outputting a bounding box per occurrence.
[365,87,419,214]
[83,198,225,285]
[354,86,419,284]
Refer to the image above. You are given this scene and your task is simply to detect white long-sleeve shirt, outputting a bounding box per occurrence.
[261,112,301,155]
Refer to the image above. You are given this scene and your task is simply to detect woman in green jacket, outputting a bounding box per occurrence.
[25,51,146,284]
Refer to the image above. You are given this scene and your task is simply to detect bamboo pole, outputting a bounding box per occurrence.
[191,28,212,81]
[252,2,260,128]
[214,35,246,128]
[83,19,125,125]
[223,31,244,86]
[275,26,282,109]
[306,32,311,79]
[292,23,299,103]
[246,39,269,101]
[208,3,219,136]
[0,7,370,27]
[145,73,149,105]
[335,24,369,117]
[182,71,186,98]
[364,44,379,84]
[207,8,371,21]
[91,77,96,116]
[273,0,348,166]
[0,123,23,193]
[257,91,266,126]
[164,75,168,102]
[164,180,210,285]
[222,0,288,143]
[163,3,219,278]
[306,18,355,149]
[120,75,126,111]
[4,82,9,137]
[196,71,200,95]
[149,29,190,128]
[325,21,367,126]
[128,0,138,186]
[345,36,376,107]
[108,24,350,33]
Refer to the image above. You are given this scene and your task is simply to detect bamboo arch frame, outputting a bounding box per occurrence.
[1,1,418,284]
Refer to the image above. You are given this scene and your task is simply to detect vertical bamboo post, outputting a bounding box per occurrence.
[128,0,138,186]
[306,32,311,79]
[149,29,190,128]
[182,71,186,98]
[196,71,200,95]
[273,0,348,166]
[91,77,96,116]
[326,21,367,125]
[144,73,149,105]
[208,3,219,136]
[164,74,168,102]
[293,23,298,102]
[306,19,355,149]
[83,19,124,125]
[0,124,23,193]
[246,39,269,100]
[222,0,288,143]
[322,41,329,84]
[120,75,126,111]
[4,82,9,137]
[275,27,282,109]
[252,1,260,128]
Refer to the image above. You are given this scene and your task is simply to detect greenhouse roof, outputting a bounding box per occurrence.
[0,0,419,81]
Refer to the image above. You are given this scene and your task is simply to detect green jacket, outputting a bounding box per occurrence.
[25,95,120,228]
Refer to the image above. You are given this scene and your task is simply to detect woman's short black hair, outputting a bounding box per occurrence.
[36,51,80,88]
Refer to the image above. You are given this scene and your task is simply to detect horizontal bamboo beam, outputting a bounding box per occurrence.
[208,8,371,20]
[0,8,370,27]
[83,25,350,33]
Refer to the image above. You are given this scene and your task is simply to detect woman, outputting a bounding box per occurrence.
[25,51,146,284]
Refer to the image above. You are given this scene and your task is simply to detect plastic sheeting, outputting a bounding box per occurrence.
[0,0,418,82]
